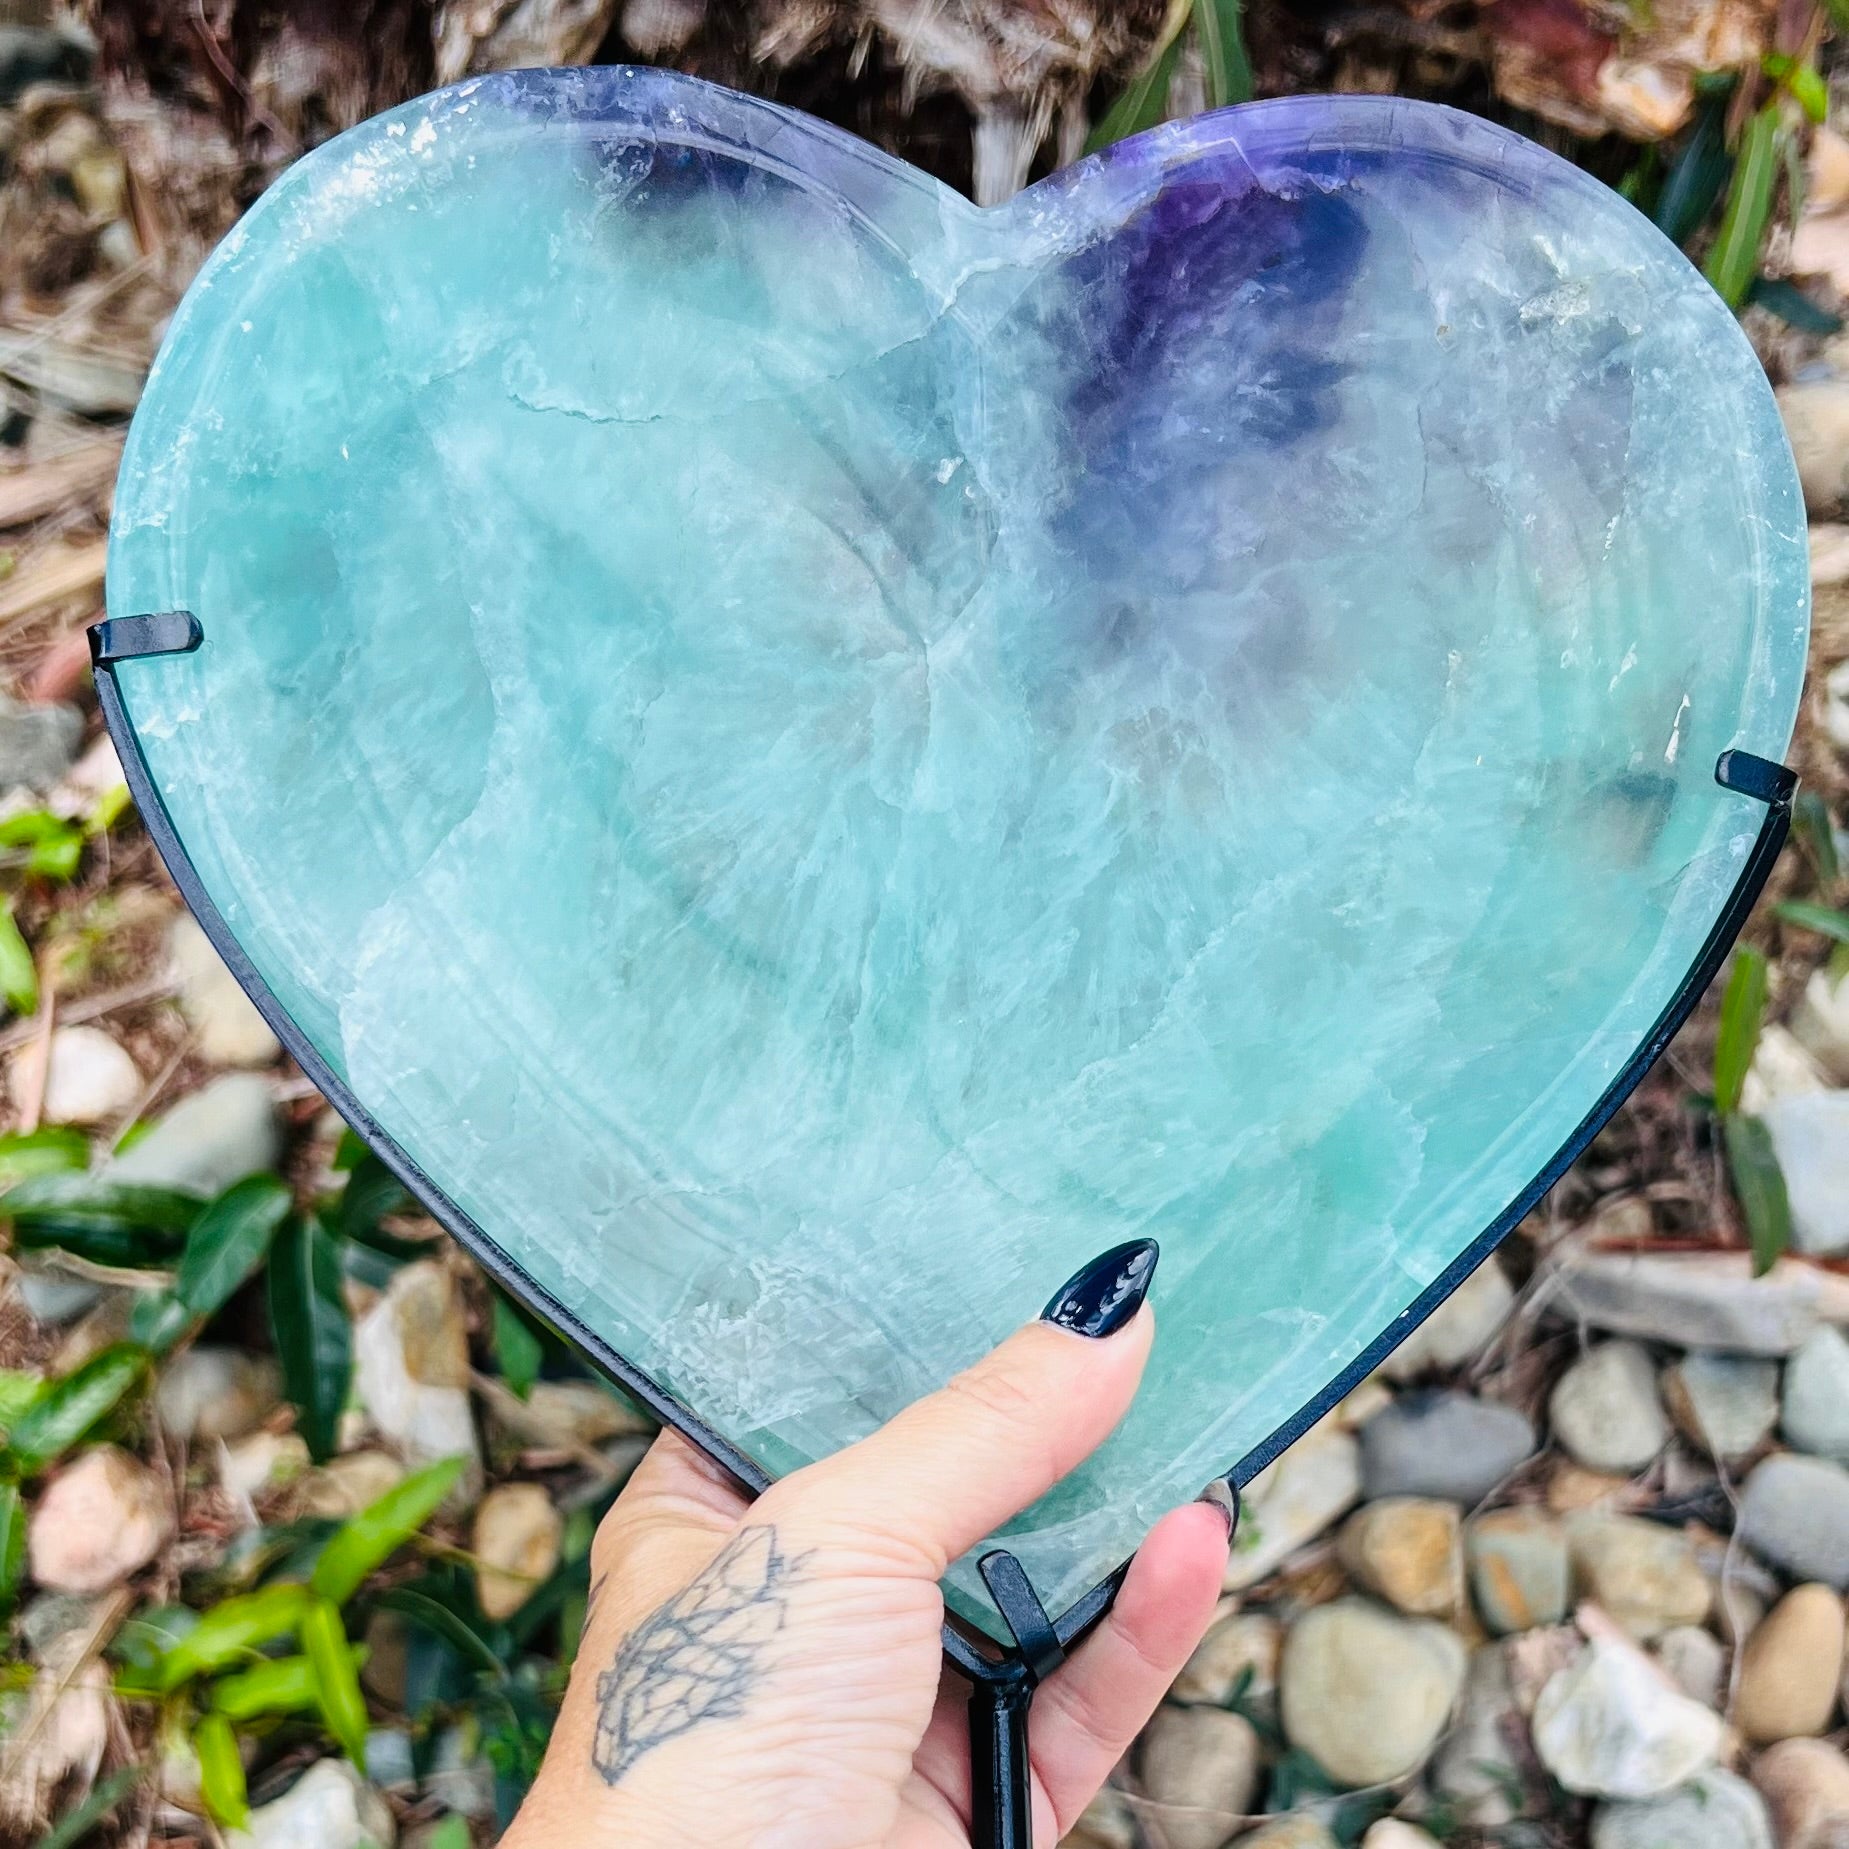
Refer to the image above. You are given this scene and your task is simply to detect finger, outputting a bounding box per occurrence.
[1028,1500,1230,1832]
[589,1428,752,1629]
[767,1307,1154,1573]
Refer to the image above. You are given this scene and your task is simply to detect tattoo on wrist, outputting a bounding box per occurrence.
[591,1525,807,1785]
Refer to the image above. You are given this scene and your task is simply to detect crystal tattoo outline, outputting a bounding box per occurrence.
[591,1525,807,1784]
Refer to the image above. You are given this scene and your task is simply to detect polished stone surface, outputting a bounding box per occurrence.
[107,70,1808,1634]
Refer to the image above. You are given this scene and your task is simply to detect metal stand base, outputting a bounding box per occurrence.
[968,1667,1037,1849]
[960,1495,1239,1849]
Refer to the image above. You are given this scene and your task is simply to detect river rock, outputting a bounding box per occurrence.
[1433,1640,1530,1826]
[154,1346,279,1443]
[1279,1597,1466,1787]
[1531,1635,1724,1798]
[1784,1326,1849,1461]
[1358,1391,1534,1505]
[1735,1584,1845,1744]
[1466,1507,1570,1633]
[300,1450,407,1520]
[232,1759,395,1849]
[1738,1454,1849,1587]
[1547,1461,1635,1514]
[1224,1420,1360,1591]
[13,1267,104,1327]
[26,1446,170,1592]
[1359,1824,1441,1849]
[108,1072,282,1194]
[1792,966,1849,1083]
[1566,1513,1711,1640]
[220,1430,309,1501]
[472,1482,562,1620]
[38,1027,139,1127]
[425,1725,495,1820]
[1762,1091,1849,1256]
[1782,379,1849,513]
[1543,1236,1825,1355]
[1752,1738,1849,1849]
[1336,1497,1461,1617]
[1651,1625,1726,1709]
[0,693,81,792]
[1744,1023,1832,1113]
[168,912,281,1067]
[1590,1769,1772,1849]
[1138,1703,1260,1849]
[1828,656,1849,755]
[353,1260,481,1489]
[1550,1341,1669,1474]
[1170,1610,1281,1707]
[1380,1256,1514,1380]
[1235,1820,1337,1849]
[1062,1787,1137,1849]
[521,1377,654,1443]
[1662,1352,1779,1462]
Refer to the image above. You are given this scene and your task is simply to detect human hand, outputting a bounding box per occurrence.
[501,1241,1231,1849]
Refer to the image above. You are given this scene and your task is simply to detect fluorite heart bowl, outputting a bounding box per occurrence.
[101,68,1808,1641]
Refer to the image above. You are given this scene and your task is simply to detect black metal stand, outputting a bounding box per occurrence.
[955,1550,1074,1849]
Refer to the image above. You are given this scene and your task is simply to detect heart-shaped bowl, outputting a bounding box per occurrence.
[99,69,1807,1641]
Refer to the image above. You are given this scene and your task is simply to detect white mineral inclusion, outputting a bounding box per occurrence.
[106,70,1807,1634]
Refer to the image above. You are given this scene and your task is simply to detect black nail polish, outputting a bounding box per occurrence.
[1041,1239,1158,1338]
[1195,1478,1239,1545]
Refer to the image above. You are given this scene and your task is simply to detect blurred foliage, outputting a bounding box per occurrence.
[2,1145,628,1832]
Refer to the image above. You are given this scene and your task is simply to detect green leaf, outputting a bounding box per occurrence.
[0,905,36,1017]
[24,829,84,882]
[1775,900,1849,945]
[0,1343,147,1475]
[372,1585,506,1679]
[1194,0,1253,109]
[1086,0,1191,152]
[111,1603,198,1692]
[1792,790,1842,888]
[31,1765,140,1849]
[1655,84,1735,246]
[0,1127,87,1191]
[84,782,132,838]
[193,1712,250,1830]
[1763,52,1829,122]
[1748,276,1844,335]
[154,1583,311,1689]
[1724,1111,1792,1275]
[311,1454,467,1605]
[2,1171,200,1267]
[493,1293,544,1400]
[0,1482,25,1618]
[0,1368,44,1426]
[211,1644,365,1719]
[0,809,69,848]
[126,1291,192,1357]
[269,1214,352,1461]
[1705,103,1783,308]
[300,1595,369,1769]
[419,1817,473,1849]
[337,1150,411,1243]
[1712,944,1767,1116]
[176,1173,293,1320]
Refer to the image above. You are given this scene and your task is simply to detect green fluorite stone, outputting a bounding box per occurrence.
[106,70,1807,1635]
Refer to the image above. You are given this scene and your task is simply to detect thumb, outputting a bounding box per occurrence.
[758,1240,1159,1576]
